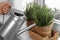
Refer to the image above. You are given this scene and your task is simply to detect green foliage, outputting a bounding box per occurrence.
[25,2,40,20]
[32,5,54,27]
[25,2,54,27]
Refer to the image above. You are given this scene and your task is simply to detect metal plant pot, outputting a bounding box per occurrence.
[53,13,60,35]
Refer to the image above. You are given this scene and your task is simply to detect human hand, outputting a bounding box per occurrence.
[0,2,11,14]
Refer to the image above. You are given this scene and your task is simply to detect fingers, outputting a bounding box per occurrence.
[1,2,11,14]
[0,9,2,14]
[2,8,9,14]
[2,4,11,14]
[0,2,5,14]
[0,2,11,15]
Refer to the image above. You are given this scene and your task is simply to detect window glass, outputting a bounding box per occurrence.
[45,0,60,10]
[22,0,34,11]
[13,0,34,11]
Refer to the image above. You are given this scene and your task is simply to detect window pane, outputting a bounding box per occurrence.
[13,0,34,11]
[45,0,60,10]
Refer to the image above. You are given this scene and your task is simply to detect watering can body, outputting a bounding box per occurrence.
[0,12,25,40]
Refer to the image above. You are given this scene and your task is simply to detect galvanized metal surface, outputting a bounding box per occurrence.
[53,13,60,35]
[0,12,25,40]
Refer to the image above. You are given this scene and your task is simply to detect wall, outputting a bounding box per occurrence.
[13,0,34,11]
[13,0,44,11]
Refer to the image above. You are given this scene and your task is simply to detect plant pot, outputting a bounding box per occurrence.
[31,23,54,37]
[29,30,48,40]
[48,30,59,40]
[27,20,35,26]
[29,30,59,40]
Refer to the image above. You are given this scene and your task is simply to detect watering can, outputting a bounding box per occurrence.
[0,11,35,40]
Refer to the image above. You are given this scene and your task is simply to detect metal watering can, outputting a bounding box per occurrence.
[0,11,35,40]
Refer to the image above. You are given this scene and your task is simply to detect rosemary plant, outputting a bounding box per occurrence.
[25,2,54,27]
[32,5,54,27]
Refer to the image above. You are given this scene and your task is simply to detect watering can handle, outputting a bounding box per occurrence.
[2,13,5,23]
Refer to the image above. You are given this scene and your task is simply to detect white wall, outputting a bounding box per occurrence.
[35,0,44,6]
[45,0,60,10]
[13,0,44,11]
[13,0,34,11]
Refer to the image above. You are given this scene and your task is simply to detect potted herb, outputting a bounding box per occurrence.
[31,5,54,37]
[25,2,39,26]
